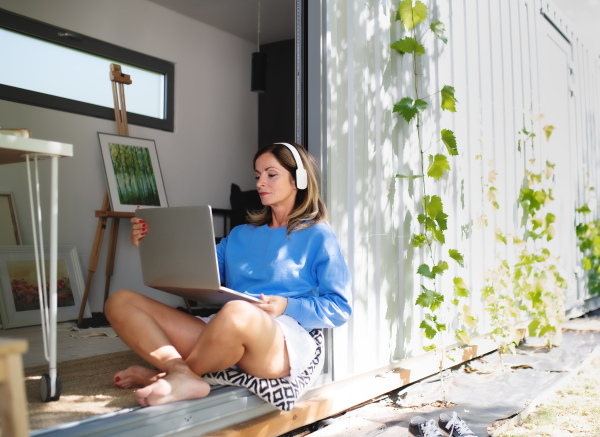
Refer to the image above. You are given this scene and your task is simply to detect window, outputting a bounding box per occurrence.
[0,8,174,132]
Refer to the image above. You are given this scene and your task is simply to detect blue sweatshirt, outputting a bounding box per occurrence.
[216,222,352,331]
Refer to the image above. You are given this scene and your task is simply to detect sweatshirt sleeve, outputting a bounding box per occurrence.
[284,252,352,330]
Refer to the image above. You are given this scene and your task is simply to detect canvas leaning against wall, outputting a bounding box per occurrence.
[0,245,90,328]
[98,133,168,213]
[0,192,22,245]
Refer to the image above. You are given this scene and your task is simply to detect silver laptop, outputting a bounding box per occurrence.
[136,205,261,306]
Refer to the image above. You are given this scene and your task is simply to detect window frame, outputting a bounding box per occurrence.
[0,8,175,132]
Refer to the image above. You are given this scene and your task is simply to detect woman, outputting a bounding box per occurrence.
[105,142,352,407]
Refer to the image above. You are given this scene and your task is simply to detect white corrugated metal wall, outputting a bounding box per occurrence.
[325,0,600,380]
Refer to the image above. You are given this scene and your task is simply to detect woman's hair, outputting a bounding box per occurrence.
[247,142,328,234]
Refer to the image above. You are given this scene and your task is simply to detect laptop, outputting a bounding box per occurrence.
[136,205,262,306]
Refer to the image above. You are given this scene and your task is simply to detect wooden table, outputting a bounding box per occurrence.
[0,134,73,404]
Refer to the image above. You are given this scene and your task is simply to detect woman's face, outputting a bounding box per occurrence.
[255,152,297,211]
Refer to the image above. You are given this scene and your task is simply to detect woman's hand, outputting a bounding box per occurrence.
[254,294,288,318]
[130,213,147,246]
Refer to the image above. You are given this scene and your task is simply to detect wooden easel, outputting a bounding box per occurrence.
[77,64,134,326]
[78,65,193,326]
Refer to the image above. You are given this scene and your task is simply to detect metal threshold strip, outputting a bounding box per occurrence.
[29,385,276,437]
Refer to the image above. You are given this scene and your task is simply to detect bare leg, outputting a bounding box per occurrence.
[105,290,290,407]
[105,290,211,404]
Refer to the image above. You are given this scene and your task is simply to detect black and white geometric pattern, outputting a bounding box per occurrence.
[203,329,324,411]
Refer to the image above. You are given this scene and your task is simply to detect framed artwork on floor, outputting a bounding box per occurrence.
[0,192,22,245]
[97,133,168,213]
[0,245,91,328]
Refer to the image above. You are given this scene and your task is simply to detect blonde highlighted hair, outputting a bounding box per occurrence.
[247,142,327,234]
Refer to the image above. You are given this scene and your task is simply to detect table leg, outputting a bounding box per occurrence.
[48,156,58,398]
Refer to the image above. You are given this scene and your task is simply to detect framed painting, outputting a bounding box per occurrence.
[0,245,91,328]
[98,133,168,213]
[0,192,22,245]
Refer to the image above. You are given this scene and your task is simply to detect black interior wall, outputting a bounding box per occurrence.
[257,39,295,148]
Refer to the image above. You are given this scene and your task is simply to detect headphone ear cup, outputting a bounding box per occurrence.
[296,168,308,190]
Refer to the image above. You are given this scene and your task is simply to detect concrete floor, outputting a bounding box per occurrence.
[0,321,129,368]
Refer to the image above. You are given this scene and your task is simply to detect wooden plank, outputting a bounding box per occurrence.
[308,417,386,437]
[0,338,29,437]
[205,336,498,437]
[0,338,28,357]
[94,211,135,219]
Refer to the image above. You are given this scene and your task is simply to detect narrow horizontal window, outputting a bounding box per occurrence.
[0,8,174,132]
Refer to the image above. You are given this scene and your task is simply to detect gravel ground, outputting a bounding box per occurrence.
[497,354,600,437]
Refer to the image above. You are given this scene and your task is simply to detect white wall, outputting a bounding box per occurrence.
[325,0,600,379]
[0,0,259,313]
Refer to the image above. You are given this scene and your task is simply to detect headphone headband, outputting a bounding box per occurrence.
[275,142,308,190]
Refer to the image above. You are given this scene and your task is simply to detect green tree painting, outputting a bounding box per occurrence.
[108,142,161,206]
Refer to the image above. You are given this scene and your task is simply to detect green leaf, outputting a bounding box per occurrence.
[393,97,427,122]
[435,211,448,231]
[390,37,425,55]
[455,329,470,344]
[420,313,446,339]
[449,249,464,267]
[441,129,458,155]
[425,195,443,220]
[525,287,543,308]
[453,276,469,297]
[543,124,555,141]
[577,204,592,214]
[420,318,437,339]
[417,264,435,279]
[441,85,457,112]
[416,285,444,311]
[528,319,541,337]
[481,285,494,300]
[398,0,428,30]
[432,229,445,243]
[462,305,478,327]
[496,231,507,245]
[519,188,543,213]
[432,261,449,276]
[423,344,437,352]
[413,233,427,247]
[531,217,543,230]
[430,19,448,43]
[427,154,451,180]
[584,257,592,270]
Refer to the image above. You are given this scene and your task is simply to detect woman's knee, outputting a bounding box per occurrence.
[212,300,262,336]
[105,289,139,320]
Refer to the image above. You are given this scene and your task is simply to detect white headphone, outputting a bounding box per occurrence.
[276,142,308,190]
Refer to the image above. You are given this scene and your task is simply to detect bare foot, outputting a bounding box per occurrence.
[114,365,164,389]
[135,367,211,407]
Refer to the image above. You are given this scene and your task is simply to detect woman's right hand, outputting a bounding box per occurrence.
[130,215,147,246]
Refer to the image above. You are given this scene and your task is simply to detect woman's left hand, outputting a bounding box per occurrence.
[254,294,288,318]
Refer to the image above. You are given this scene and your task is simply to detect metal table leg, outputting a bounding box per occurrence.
[25,155,61,402]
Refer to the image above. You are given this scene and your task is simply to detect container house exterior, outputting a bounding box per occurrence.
[322,0,600,380]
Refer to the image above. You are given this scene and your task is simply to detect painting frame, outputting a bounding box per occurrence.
[98,133,168,213]
[0,245,91,328]
[0,192,22,245]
